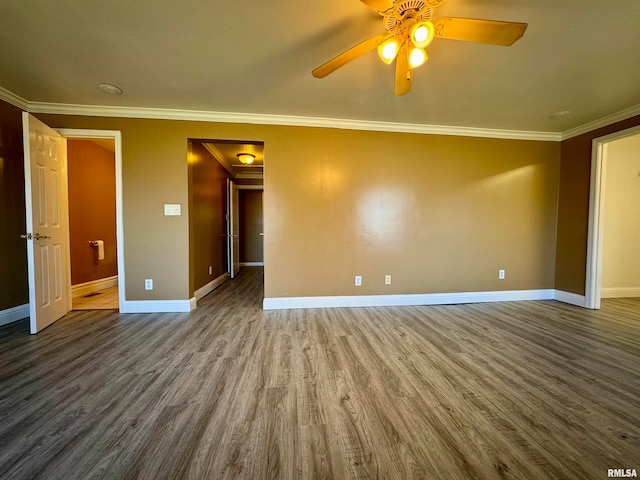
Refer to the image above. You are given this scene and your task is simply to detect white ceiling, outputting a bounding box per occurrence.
[1,0,639,134]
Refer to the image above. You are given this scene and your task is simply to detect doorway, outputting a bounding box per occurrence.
[66,138,118,310]
[58,129,125,312]
[585,125,640,309]
[188,139,264,303]
[238,186,264,267]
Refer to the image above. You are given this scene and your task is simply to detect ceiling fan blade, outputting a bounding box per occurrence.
[434,17,527,46]
[394,45,412,96]
[312,34,388,78]
[359,0,394,15]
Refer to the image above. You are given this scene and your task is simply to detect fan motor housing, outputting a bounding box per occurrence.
[384,0,436,32]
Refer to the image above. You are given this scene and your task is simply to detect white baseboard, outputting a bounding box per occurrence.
[553,290,587,307]
[194,273,227,301]
[239,262,264,267]
[72,275,118,298]
[120,299,196,314]
[263,289,556,310]
[601,287,640,298]
[0,304,29,326]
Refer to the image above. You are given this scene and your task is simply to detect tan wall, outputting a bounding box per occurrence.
[555,115,640,295]
[0,99,28,311]
[239,189,263,263]
[67,140,118,285]
[188,141,231,295]
[266,129,559,296]
[602,133,640,292]
[34,113,561,301]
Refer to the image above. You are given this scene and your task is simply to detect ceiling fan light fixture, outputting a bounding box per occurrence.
[408,47,428,68]
[237,153,255,165]
[377,36,402,64]
[410,21,435,48]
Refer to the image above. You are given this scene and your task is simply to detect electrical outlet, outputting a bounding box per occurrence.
[499,269,505,280]
[355,275,362,286]
[385,275,392,285]
[145,278,153,290]
[209,266,213,275]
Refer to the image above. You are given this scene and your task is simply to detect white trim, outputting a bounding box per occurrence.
[57,129,125,312]
[27,102,560,142]
[240,262,264,267]
[585,125,640,309]
[561,104,640,141]
[235,172,264,180]
[601,287,640,298]
[0,304,29,326]
[0,86,29,110]
[72,275,118,298]
[22,113,37,332]
[120,299,195,313]
[553,290,586,308]
[194,273,228,301]
[2,86,638,142]
[263,289,555,310]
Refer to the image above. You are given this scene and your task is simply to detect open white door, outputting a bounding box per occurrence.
[227,179,240,278]
[22,113,71,333]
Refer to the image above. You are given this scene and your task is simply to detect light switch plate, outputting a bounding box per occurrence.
[164,204,181,216]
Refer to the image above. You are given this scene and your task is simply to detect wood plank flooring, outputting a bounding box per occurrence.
[1,267,639,479]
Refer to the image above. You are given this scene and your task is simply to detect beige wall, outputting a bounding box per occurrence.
[34,113,560,302]
[266,129,559,296]
[188,141,231,295]
[555,115,640,295]
[602,133,640,294]
[67,140,118,285]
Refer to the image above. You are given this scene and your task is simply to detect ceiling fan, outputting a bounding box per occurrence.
[312,0,527,96]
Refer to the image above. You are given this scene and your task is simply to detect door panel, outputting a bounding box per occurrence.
[23,113,71,334]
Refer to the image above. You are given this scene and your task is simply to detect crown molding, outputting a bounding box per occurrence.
[203,143,235,177]
[7,93,636,143]
[27,101,561,141]
[561,104,640,141]
[0,86,29,110]
[236,172,264,180]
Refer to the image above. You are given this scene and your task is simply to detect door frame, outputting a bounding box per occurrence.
[57,129,125,311]
[585,124,640,309]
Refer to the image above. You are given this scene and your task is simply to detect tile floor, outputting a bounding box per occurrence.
[72,286,119,310]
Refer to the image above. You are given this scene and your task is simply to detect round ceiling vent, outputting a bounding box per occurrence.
[98,83,123,95]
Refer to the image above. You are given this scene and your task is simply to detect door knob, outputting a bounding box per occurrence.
[33,233,52,240]
[20,233,33,240]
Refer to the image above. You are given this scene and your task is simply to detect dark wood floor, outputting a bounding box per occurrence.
[1,268,639,479]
